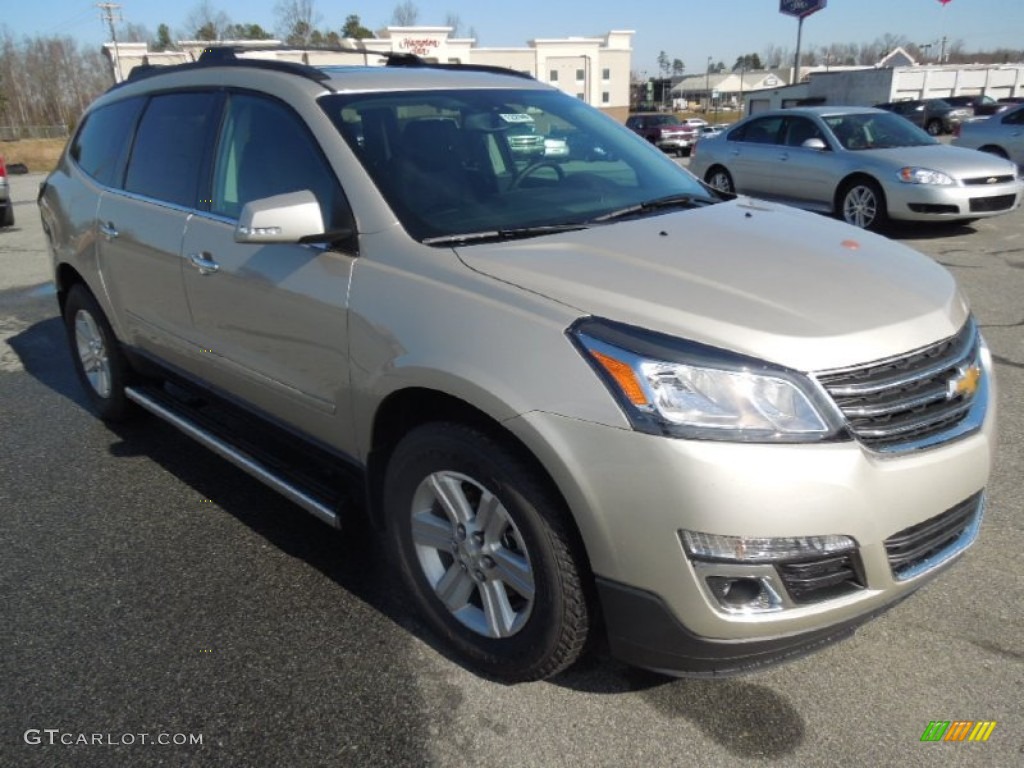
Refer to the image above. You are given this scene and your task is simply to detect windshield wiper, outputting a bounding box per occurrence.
[590,193,716,223]
[422,223,589,246]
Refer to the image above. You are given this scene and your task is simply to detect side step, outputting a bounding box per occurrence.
[125,384,350,529]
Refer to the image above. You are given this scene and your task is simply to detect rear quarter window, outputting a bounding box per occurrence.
[69,97,145,188]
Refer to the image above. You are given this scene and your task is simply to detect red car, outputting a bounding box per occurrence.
[625,113,698,156]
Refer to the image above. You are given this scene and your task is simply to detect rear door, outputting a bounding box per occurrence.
[180,91,357,445]
[96,91,221,362]
[725,115,785,196]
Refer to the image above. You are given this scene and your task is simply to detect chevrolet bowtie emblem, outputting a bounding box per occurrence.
[947,364,981,400]
[986,177,998,184]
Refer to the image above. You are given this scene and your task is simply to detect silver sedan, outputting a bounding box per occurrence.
[689,106,1023,230]
[952,104,1024,168]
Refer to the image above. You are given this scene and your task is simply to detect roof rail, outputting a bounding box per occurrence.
[116,42,534,90]
[119,45,332,87]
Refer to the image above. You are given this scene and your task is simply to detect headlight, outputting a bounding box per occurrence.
[569,318,844,442]
[898,167,954,185]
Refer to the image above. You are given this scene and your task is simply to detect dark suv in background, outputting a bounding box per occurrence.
[943,94,1009,117]
[874,98,973,135]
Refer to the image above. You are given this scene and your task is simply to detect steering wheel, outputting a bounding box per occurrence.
[510,160,565,189]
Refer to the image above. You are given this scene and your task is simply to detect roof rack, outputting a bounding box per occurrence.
[118,43,534,89]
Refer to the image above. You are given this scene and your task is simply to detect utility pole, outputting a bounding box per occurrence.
[97,3,123,82]
[938,35,948,64]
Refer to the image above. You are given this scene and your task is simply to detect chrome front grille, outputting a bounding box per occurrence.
[815,319,983,452]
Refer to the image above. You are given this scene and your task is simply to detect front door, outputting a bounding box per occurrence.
[180,92,357,446]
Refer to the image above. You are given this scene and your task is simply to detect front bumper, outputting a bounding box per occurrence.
[886,178,1023,220]
[505,374,995,674]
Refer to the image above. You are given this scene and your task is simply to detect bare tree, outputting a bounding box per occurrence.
[118,23,152,44]
[445,13,461,36]
[391,2,419,26]
[275,0,320,46]
[0,30,112,135]
[184,1,231,41]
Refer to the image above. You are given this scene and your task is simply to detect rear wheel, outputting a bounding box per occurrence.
[926,119,943,136]
[705,166,735,194]
[839,178,888,231]
[63,284,136,421]
[1,204,13,228]
[385,423,592,682]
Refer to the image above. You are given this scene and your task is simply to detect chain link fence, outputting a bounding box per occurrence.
[0,125,70,141]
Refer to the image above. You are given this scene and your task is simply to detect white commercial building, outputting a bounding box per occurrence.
[104,28,635,120]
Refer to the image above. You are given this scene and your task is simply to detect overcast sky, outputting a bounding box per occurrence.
[7,0,1023,73]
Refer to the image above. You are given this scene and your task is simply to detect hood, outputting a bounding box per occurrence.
[456,199,967,372]
[863,144,1017,178]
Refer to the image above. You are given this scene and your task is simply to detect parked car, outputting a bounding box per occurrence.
[690,106,1022,230]
[625,112,697,156]
[504,117,546,158]
[543,136,570,158]
[874,98,973,135]
[943,94,1009,117]
[0,156,13,228]
[953,103,1024,167]
[40,49,996,683]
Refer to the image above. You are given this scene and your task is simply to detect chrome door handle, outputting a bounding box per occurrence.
[99,222,119,240]
[188,252,220,275]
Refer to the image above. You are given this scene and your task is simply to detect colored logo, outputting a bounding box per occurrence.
[947,364,981,400]
[920,721,996,742]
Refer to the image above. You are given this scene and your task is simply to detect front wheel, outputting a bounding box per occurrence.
[839,178,888,231]
[926,119,943,136]
[63,284,136,421]
[385,423,592,682]
[705,166,735,194]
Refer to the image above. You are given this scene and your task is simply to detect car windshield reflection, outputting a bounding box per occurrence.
[825,113,938,151]
[320,89,713,243]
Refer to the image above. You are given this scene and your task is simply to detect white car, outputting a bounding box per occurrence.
[544,136,570,158]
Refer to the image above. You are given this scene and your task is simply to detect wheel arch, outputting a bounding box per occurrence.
[978,144,1010,159]
[834,172,887,216]
[366,387,582,550]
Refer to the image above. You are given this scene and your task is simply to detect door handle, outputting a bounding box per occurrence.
[188,252,220,275]
[778,152,789,161]
[99,222,119,240]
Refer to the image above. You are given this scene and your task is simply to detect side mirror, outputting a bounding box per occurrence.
[235,190,325,244]
[802,137,827,151]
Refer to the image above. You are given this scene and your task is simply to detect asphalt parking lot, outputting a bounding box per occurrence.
[1,170,1022,767]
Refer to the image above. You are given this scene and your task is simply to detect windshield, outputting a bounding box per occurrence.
[823,112,937,151]
[320,88,712,242]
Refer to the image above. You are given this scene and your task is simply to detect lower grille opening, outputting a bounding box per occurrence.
[885,493,982,579]
[969,194,1016,213]
[908,203,959,215]
[777,552,865,604]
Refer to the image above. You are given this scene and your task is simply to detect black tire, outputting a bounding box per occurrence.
[926,119,943,136]
[838,177,888,231]
[705,166,735,194]
[63,284,136,421]
[979,145,1010,160]
[1,204,13,228]
[384,422,592,682]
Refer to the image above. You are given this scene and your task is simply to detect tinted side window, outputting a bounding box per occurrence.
[1003,108,1024,126]
[731,117,783,144]
[125,92,220,208]
[210,93,348,228]
[69,97,144,187]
